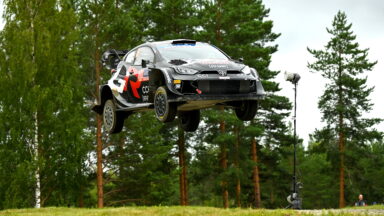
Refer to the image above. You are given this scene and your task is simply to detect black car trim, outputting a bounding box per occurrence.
[168,93,264,103]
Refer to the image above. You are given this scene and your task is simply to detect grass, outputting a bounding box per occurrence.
[0,205,383,216]
[346,204,384,209]
[0,206,299,216]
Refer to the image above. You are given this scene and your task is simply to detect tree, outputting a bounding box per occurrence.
[308,11,382,208]
[194,0,290,208]
[147,0,198,41]
[299,141,336,209]
[0,0,90,208]
[78,0,144,207]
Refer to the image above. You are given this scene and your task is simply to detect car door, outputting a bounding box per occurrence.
[128,46,155,103]
[111,49,140,104]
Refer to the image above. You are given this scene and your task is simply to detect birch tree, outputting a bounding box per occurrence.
[0,0,89,208]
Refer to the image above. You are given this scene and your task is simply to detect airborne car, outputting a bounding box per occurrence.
[92,39,265,133]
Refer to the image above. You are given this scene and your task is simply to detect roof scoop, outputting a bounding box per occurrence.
[172,39,196,45]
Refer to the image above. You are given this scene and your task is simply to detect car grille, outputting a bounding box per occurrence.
[180,80,256,94]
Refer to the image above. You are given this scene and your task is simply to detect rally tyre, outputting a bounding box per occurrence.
[103,99,124,134]
[235,100,258,121]
[179,110,200,132]
[154,86,176,122]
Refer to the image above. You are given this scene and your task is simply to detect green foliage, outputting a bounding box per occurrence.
[300,146,337,209]
[0,0,91,208]
[1,1,383,211]
[103,113,179,206]
[308,11,381,137]
[307,11,383,206]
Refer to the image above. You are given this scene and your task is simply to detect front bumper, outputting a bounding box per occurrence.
[168,70,265,95]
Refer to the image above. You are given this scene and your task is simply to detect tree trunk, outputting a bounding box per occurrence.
[234,127,241,208]
[338,115,345,208]
[28,2,40,208]
[34,112,41,208]
[337,56,345,208]
[251,138,261,208]
[78,184,84,208]
[95,45,104,208]
[178,126,188,205]
[96,114,103,208]
[215,5,227,208]
[219,108,229,208]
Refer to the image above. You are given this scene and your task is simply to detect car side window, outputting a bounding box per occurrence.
[124,50,136,64]
[134,47,155,66]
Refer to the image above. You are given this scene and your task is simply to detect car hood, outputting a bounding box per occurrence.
[169,59,245,74]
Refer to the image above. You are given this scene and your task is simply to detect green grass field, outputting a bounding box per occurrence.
[1,206,383,216]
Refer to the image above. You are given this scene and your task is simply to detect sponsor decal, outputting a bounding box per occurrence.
[208,64,229,69]
[197,74,209,78]
[142,85,150,94]
[122,67,150,99]
[200,59,229,65]
[219,76,230,80]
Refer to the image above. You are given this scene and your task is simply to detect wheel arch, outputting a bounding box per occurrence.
[149,68,182,100]
[100,85,114,105]
[92,85,114,114]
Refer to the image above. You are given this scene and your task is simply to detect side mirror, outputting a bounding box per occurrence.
[141,59,150,68]
[238,57,244,63]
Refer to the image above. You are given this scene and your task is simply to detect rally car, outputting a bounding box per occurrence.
[92,39,265,133]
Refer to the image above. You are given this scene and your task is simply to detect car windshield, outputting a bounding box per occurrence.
[156,42,229,61]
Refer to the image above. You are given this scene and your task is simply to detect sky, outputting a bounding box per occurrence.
[0,1,383,146]
[263,0,384,145]
[0,1,3,30]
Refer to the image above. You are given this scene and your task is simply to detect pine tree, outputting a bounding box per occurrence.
[193,0,291,208]
[78,0,144,207]
[308,11,382,208]
[147,0,198,40]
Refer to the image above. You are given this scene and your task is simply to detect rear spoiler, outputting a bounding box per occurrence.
[101,49,129,70]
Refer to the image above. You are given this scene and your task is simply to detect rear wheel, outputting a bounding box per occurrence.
[235,100,258,121]
[154,86,176,122]
[179,110,200,132]
[103,99,124,134]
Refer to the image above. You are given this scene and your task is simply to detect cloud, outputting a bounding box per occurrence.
[264,0,384,145]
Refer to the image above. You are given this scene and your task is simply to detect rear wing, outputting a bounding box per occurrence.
[101,49,129,70]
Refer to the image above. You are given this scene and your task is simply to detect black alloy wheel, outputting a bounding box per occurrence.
[103,99,124,134]
[179,110,200,132]
[235,100,258,121]
[154,86,176,122]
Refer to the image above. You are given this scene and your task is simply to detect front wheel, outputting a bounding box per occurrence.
[235,100,258,121]
[179,110,200,132]
[154,86,176,122]
[103,99,124,134]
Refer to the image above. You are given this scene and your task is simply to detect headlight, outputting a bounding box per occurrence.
[241,66,251,75]
[174,67,199,74]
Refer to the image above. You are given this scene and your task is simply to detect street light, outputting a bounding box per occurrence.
[285,71,302,209]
